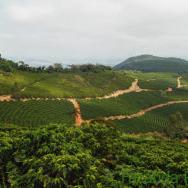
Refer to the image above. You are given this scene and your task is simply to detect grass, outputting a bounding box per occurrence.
[0,100,74,127]
[0,70,134,98]
[0,71,46,95]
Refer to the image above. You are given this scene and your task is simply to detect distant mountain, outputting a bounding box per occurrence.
[114,54,188,73]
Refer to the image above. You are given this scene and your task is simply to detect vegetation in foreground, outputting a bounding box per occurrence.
[1,124,188,188]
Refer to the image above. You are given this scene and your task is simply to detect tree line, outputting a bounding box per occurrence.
[0,53,112,73]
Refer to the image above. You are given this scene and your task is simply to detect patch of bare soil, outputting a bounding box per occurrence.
[0,95,12,101]
[181,139,188,144]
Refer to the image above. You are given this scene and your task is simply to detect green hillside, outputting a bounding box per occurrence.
[1,55,188,135]
[0,70,134,98]
[1,55,188,187]
[0,61,134,98]
[114,54,188,73]
[0,55,135,98]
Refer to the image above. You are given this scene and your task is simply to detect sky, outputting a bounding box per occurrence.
[1,0,188,66]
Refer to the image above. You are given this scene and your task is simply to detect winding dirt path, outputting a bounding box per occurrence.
[1,79,145,126]
[84,79,150,100]
[67,99,83,127]
[0,77,188,126]
[85,100,188,123]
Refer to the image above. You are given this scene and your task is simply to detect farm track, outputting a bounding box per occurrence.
[0,77,188,126]
[67,99,83,127]
[0,79,145,126]
[85,100,188,123]
[83,79,150,100]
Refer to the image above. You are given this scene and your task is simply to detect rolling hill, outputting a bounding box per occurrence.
[114,54,188,73]
[1,55,188,132]
[1,55,188,187]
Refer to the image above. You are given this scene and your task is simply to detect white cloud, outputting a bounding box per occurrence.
[7,1,54,22]
[1,0,188,64]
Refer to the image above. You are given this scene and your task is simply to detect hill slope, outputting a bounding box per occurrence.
[0,55,134,98]
[114,54,188,73]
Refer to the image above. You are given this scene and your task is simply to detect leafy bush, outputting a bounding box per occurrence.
[164,112,188,139]
[1,124,188,187]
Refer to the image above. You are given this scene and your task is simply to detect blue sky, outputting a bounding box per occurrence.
[1,0,188,65]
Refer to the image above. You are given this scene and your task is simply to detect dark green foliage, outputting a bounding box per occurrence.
[10,82,22,99]
[0,58,15,72]
[0,124,188,187]
[164,112,188,139]
[68,64,112,73]
[0,54,112,74]
[0,63,12,72]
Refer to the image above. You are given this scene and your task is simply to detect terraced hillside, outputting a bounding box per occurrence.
[0,100,74,126]
[1,60,188,134]
[114,103,188,133]
[79,91,170,120]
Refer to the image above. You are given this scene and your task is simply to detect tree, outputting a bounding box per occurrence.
[68,64,112,73]
[0,63,12,72]
[53,63,63,72]
[11,82,21,99]
[46,65,54,73]
[164,112,187,139]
